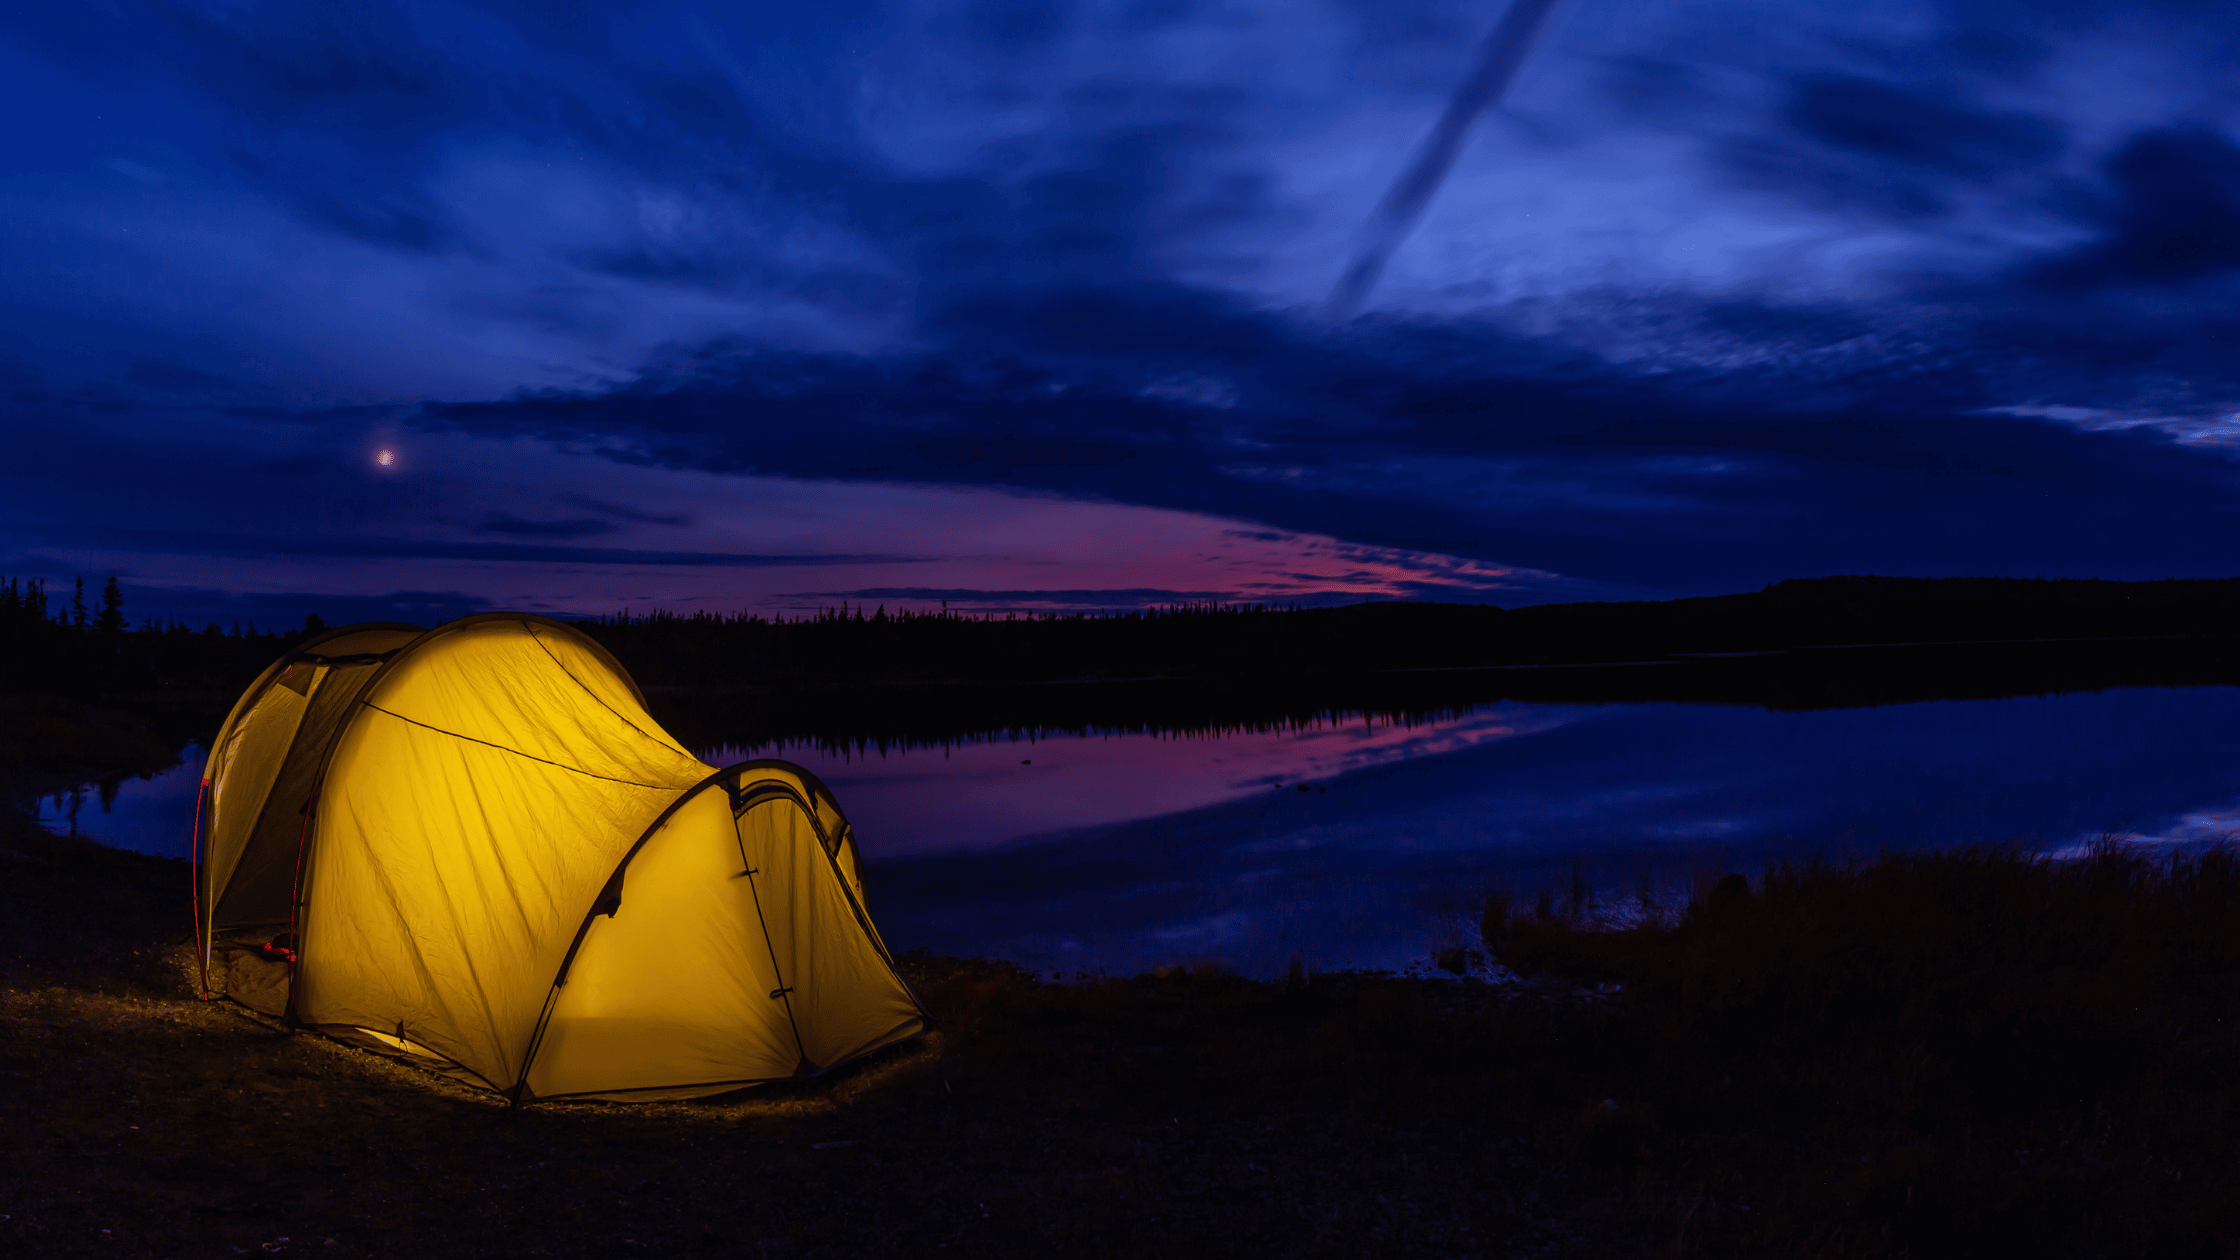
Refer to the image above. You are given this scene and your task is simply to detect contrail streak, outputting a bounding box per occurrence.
[1325,0,1566,322]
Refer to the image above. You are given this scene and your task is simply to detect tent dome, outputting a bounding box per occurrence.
[194,614,926,1103]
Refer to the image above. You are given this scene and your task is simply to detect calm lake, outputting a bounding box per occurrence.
[45,683,2240,978]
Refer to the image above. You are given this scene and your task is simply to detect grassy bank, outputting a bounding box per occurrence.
[6,832,2239,1257]
[0,695,177,772]
[0,696,188,840]
[1485,844,2240,1253]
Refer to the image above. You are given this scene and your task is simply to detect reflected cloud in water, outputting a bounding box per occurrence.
[850,688,2240,977]
[706,706,1580,857]
[64,687,2240,980]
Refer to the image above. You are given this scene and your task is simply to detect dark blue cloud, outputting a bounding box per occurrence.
[2,0,892,273]
[123,361,245,396]
[563,497,694,528]
[6,0,2240,612]
[2030,128,2240,289]
[1941,24,2054,75]
[477,515,618,539]
[1715,74,2067,219]
[946,0,1075,53]
[59,2,473,254]
[1598,55,1723,121]
[787,587,1250,609]
[1785,75,2063,177]
[109,586,494,632]
[3,521,926,569]
[422,276,2240,593]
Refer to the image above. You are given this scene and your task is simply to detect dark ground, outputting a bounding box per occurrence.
[6,684,2240,1258]
[8,808,2240,1258]
[0,817,1630,1259]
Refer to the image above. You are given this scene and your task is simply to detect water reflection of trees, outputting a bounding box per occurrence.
[660,675,1502,760]
[649,633,2240,756]
[7,574,2237,753]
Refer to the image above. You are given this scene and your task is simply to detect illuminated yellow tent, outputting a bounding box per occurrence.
[192,614,927,1103]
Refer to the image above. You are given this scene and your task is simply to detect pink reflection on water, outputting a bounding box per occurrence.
[705,705,1574,857]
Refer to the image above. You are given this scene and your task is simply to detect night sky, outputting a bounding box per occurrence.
[9,0,2240,628]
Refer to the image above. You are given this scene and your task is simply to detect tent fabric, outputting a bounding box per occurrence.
[523,763,924,1101]
[194,614,927,1103]
[200,624,424,940]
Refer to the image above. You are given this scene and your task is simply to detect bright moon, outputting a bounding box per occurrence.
[374,448,396,468]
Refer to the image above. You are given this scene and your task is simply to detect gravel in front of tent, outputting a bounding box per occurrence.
[0,817,1596,1259]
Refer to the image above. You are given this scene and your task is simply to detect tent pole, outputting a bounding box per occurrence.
[190,778,211,999]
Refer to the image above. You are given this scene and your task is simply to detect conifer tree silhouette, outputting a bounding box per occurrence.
[97,576,124,638]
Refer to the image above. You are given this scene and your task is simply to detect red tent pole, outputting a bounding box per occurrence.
[190,778,210,999]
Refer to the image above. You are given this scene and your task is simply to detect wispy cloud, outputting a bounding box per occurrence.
[5,0,2240,616]
[2,522,929,569]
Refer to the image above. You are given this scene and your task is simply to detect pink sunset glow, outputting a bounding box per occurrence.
[55,428,1572,621]
[711,706,1576,858]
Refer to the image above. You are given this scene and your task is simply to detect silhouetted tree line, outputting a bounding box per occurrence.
[1485,574,2240,662]
[648,632,2240,757]
[571,575,2240,692]
[572,600,1447,690]
[0,575,329,698]
[4,572,2238,705]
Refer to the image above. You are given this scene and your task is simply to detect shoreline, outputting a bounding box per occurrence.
[18,631,2240,800]
[6,825,2237,1257]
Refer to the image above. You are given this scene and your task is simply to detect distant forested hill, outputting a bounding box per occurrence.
[572,575,2240,691]
[5,573,2238,702]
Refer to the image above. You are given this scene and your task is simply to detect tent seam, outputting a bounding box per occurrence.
[334,820,459,1070]
[509,766,738,1102]
[358,703,680,790]
[738,775,921,1007]
[734,793,815,1074]
[522,620,693,760]
[721,764,931,1019]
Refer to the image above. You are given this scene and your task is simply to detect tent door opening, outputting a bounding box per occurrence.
[214,936,293,1017]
